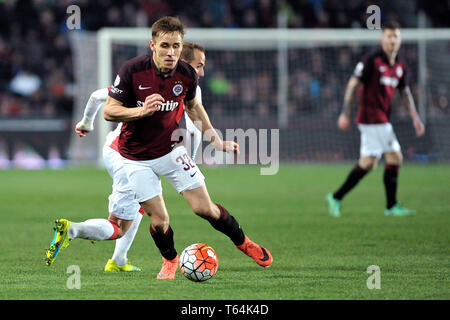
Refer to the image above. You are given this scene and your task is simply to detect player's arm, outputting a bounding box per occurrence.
[338,76,361,130]
[75,88,109,137]
[401,86,425,137]
[103,94,164,122]
[185,97,239,154]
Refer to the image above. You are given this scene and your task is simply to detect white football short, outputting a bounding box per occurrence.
[358,123,401,159]
[122,145,205,203]
[103,145,141,220]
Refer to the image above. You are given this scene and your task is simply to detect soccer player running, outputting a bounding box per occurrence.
[48,16,273,278]
[326,21,425,217]
[45,42,208,270]
[104,16,272,279]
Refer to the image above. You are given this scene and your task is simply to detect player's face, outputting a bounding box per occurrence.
[188,49,206,77]
[150,32,183,72]
[381,28,402,54]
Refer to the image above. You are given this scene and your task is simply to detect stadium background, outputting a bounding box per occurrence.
[0,0,449,168]
[1,0,449,303]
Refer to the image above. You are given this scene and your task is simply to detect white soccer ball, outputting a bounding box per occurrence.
[179,243,219,282]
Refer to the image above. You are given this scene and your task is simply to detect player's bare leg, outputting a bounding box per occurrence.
[107,215,134,237]
[383,151,415,216]
[358,155,378,171]
[140,195,179,279]
[384,151,402,166]
[183,185,273,268]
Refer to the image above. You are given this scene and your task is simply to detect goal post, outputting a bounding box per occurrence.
[68,27,450,166]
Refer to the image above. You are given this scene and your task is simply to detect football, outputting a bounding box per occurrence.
[179,243,219,282]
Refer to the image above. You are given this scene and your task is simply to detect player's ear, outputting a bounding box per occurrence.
[150,40,155,52]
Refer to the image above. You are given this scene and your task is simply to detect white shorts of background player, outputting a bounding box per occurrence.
[358,123,401,159]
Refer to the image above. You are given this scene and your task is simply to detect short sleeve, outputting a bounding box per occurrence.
[108,61,134,106]
[397,63,408,91]
[184,72,199,102]
[353,53,374,84]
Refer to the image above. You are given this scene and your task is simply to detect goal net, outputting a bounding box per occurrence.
[68,28,450,166]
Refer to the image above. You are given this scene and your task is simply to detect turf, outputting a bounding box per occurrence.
[0,164,448,300]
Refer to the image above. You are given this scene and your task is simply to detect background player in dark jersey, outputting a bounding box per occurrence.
[103,16,273,279]
[326,21,425,217]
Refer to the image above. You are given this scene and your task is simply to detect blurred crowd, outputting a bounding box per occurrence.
[0,0,449,120]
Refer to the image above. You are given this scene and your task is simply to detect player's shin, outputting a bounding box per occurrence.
[333,164,369,200]
[207,204,246,246]
[149,224,178,260]
[384,164,399,209]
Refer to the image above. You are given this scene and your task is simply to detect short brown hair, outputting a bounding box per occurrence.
[181,42,205,63]
[151,16,185,40]
[382,20,401,31]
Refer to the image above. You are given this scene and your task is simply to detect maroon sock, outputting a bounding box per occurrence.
[150,224,177,260]
[384,164,399,209]
[333,164,369,200]
[207,204,245,246]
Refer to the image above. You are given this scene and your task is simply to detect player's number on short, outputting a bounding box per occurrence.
[176,153,196,171]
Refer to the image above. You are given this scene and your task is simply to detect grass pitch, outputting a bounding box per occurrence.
[0,164,448,300]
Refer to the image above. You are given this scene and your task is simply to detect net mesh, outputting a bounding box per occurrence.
[68,29,450,165]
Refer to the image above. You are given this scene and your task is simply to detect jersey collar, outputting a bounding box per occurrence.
[379,47,399,65]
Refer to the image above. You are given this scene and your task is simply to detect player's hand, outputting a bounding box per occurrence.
[413,117,425,137]
[75,119,93,137]
[217,140,240,154]
[141,94,164,117]
[337,113,350,131]
[75,128,90,137]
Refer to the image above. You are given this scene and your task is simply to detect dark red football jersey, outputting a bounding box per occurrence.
[353,49,407,124]
[108,53,198,160]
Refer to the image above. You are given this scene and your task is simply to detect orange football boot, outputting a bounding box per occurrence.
[156,255,179,279]
[236,236,273,268]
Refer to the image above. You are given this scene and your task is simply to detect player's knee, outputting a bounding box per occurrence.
[385,152,403,166]
[150,220,170,234]
[192,203,217,219]
[115,223,132,239]
[396,153,403,165]
[116,228,126,239]
[359,158,377,171]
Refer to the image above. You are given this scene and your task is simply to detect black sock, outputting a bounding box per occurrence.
[384,164,399,209]
[150,224,177,260]
[333,164,369,200]
[207,204,245,246]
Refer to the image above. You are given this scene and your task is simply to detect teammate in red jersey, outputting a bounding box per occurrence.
[326,21,425,217]
[104,16,272,279]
